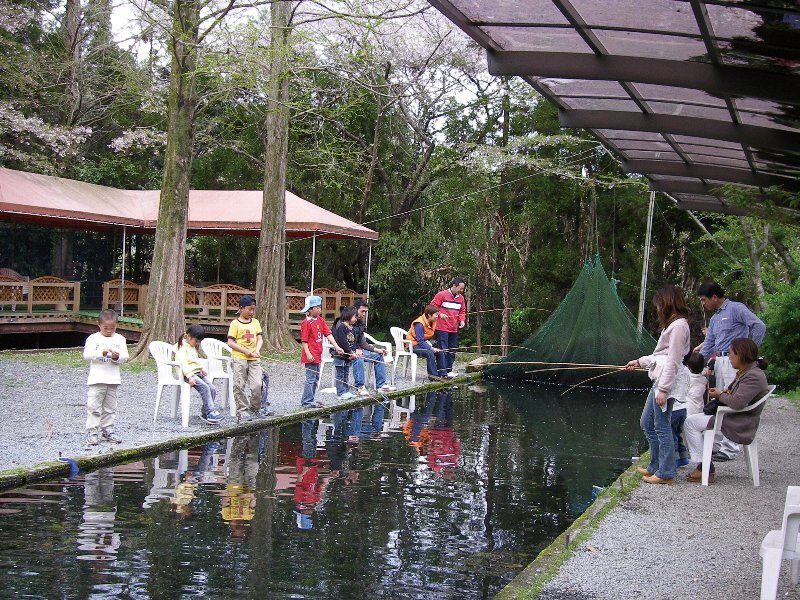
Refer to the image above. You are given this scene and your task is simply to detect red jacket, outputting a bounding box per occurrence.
[431,288,465,333]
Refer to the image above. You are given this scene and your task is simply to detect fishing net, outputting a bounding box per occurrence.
[484,256,656,388]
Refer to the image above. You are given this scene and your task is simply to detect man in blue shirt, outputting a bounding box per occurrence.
[696,281,766,460]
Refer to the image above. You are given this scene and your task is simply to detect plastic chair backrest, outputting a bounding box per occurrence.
[717,385,775,420]
[201,338,230,374]
[390,327,409,352]
[780,486,800,554]
[149,341,178,380]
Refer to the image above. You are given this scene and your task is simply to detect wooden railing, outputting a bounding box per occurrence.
[100,281,367,331]
[0,276,81,315]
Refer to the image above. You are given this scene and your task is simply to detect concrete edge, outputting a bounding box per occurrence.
[0,374,477,491]
[494,453,650,600]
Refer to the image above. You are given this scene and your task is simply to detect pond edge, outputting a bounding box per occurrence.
[494,452,649,600]
[0,374,477,491]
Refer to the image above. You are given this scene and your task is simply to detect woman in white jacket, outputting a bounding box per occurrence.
[626,286,691,484]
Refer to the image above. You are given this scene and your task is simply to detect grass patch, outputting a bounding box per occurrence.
[783,387,800,411]
[1,348,155,372]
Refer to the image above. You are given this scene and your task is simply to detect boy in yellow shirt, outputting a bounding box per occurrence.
[227,295,263,420]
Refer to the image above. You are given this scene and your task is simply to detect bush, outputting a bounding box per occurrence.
[760,281,800,389]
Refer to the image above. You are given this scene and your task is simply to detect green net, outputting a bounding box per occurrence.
[485,256,656,388]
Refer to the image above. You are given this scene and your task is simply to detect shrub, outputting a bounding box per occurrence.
[760,281,800,389]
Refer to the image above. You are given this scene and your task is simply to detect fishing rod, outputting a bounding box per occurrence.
[560,368,628,396]
[525,365,646,374]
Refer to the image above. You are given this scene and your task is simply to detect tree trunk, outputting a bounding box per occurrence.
[132,0,200,360]
[63,0,82,126]
[768,230,798,284]
[254,0,296,353]
[740,216,768,313]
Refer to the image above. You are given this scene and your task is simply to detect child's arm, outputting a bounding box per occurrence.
[83,335,103,361]
[254,333,263,357]
[228,337,255,358]
[113,338,129,365]
[326,333,345,356]
[302,341,314,362]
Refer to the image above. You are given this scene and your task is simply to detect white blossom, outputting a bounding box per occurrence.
[109,128,167,153]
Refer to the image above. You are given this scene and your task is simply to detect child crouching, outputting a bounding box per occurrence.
[83,309,129,448]
[176,324,224,425]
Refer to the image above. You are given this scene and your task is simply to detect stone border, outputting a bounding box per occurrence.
[494,453,649,600]
[0,374,475,491]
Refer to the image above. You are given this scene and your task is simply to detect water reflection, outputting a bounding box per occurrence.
[0,383,647,599]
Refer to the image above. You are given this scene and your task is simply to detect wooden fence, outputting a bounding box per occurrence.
[0,276,81,315]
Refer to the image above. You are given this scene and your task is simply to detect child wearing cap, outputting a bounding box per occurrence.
[227,295,263,420]
[300,295,344,408]
[175,324,224,424]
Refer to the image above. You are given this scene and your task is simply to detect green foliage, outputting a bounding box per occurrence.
[760,281,800,389]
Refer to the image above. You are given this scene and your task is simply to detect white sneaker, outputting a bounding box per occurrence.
[447,371,459,378]
[356,386,370,397]
[379,384,397,392]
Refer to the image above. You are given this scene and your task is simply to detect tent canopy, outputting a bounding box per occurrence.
[429,0,800,218]
[0,167,378,240]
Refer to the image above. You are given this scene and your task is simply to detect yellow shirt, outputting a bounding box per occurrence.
[174,342,204,379]
[227,318,262,360]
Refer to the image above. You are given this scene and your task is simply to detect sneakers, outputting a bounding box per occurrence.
[379,384,397,392]
[238,411,255,423]
[201,410,224,425]
[711,451,734,462]
[675,457,690,468]
[101,429,122,444]
[256,407,275,418]
[447,371,459,378]
[338,391,356,401]
[428,375,446,382]
[85,433,99,449]
[356,386,371,397]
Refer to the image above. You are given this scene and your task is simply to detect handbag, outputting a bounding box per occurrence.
[703,399,720,415]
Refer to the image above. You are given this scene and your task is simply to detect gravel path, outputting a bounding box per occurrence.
[0,348,445,472]
[538,395,800,600]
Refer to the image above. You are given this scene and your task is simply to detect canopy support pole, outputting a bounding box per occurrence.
[310,233,316,293]
[365,243,372,328]
[637,191,655,333]
[120,226,126,318]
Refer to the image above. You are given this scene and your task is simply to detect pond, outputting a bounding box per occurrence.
[0,383,646,599]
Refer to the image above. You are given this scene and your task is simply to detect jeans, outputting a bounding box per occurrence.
[352,350,387,388]
[671,408,688,464]
[640,386,676,479]
[413,347,439,378]
[435,330,458,375]
[191,373,217,416]
[333,357,351,397]
[300,363,321,407]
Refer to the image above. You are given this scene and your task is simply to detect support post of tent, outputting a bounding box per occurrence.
[120,226,127,318]
[365,242,372,328]
[637,191,655,333]
[309,233,317,293]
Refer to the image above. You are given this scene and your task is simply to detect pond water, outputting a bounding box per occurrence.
[0,383,646,599]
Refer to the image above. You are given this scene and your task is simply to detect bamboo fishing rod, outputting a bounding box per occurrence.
[525,365,646,374]
[560,368,630,395]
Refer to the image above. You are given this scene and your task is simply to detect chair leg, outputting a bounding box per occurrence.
[702,430,715,486]
[410,354,417,382]
[227,376,235,417]
[760,550,782,600]
[154,384,163,421]
[746,440,760,487]
[180,383,190,428]
[791,558,799,585]
[170,386,178,418]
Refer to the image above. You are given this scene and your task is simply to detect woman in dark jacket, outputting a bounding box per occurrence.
[683,337,769,483]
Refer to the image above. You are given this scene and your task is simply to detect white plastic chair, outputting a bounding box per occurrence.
[142,450,189,508]
[390,326,417,383]
[701,384,775,486]
[201,338,236,417]
[149,341,191,428]
[364,332,393,388]
[318,337,337,393]
[760,486,800,600]
[388,395,416,430]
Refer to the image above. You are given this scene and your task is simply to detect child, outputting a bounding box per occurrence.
[227,295,263,421]
[331,306,360,401]
[685,352,707,416]
[82,309,129,448]
[300,295,344,408]
[175,324,224,425]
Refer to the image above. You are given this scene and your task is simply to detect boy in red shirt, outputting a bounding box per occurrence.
[300,295,344,408]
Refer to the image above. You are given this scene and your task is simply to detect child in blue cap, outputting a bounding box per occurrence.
[300,295,344,408]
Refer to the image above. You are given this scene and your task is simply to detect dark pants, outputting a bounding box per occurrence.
[671,408,689,465]
[435,330,458,375]
[414,347,439,378]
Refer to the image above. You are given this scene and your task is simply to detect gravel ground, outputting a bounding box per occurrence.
[0,348,448,471]
[538,395,800,600]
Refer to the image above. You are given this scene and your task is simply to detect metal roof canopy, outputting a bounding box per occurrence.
[429,0,800,217]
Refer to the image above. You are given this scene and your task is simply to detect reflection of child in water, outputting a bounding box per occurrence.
[221,435,261,538]
[77,468,121,562]
[403,391,460,478]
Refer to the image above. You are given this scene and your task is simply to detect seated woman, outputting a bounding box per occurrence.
[683,337,769,483]
[406,305,444,382]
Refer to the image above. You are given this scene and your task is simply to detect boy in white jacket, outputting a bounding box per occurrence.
[83,310,128,448]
